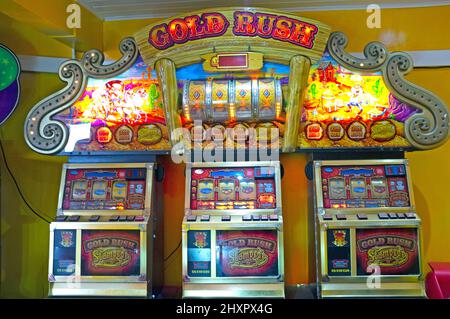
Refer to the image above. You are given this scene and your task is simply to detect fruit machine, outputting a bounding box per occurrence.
[182,161,284,298]
[132,7,331,298]
[48,162,163,297]
[23,38,168,297]
[302,32,449,298]
[313,159,424,298]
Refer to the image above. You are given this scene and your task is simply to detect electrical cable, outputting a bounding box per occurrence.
[414,65,450,69]
[0,138,51,224]
[164,239,182,263]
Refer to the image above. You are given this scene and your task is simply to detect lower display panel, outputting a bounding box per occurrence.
[182,224,285,298]
[319,224,425,298]
[49,219,163,298]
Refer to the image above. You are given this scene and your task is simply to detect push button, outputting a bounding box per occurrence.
[200,215,210,222]
[119,216,127,222]
[187,215,197,222]
[89,215,100,222]
[378,213,389,219]
[242,215,252,221]
[55,216,67,222]
[221,215,231,222]
[323,214,333,221]
[397,213,406,219]
[109,215,119,222]
[357,214,368,220]
[336,214,347,220]
[388,213,398,219]
[135,216,145,222]
[269,215,279,221]
[252,215,261,221]
[126,216,136,222]
[260,215,268,221]
[406,213,416,219]
[68,215,80,222]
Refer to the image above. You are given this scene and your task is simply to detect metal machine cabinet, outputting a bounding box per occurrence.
[313,159,425,298]
[182,161,285,298]
[48,163,163,297]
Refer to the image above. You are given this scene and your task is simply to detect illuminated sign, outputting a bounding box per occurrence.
[0,43,20,126]
[148,11,318,50]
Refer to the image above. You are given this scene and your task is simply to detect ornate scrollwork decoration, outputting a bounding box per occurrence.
[24,38,140,154]
[82,37,138,77]
[327,31,387,72]
[24,61,85,154]
[383,52,449,149]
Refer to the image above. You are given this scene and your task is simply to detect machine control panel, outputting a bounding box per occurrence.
[184,215,282,224]
[319,212,417,222]
[53,215,147,223]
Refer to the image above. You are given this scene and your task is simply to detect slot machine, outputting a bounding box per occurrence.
[313,159,424,298]
[302,31,449,298]
[24,38,167,297]
[49,163,163,297]
[131,8,332,298]
[182,161,284,298]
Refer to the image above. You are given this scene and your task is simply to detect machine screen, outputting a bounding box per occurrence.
[356,228,420,276]
[216,230,279,277]
[187,230,212,277]
[62,167,147,211]
[320,164,410,209]
[190,167,277,210]
[81,230,140,276]
[326,229,351,276]
[53,229,77,276]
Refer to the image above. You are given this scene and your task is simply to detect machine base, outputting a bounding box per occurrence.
[320,281,426,298]
[49,282,150,298]
[182,283,285,298]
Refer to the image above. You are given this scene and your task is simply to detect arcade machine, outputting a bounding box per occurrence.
[131,8,331,298]
[183,162,284,298]
[314,159,423,297]
[302,32,450,298]
[24,38,167,297]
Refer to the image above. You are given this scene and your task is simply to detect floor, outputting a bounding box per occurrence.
[157,284,318,299]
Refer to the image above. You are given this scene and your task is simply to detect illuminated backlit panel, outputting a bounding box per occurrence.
[216,230,278,277]
[320,164,410,209]
[325,228,420,277]
[300,50,420,149]
[257,79,280,120]
[53,55,170,153]
[190,167,277,211]
[52,229,77,276]
[233,79,252,120]
[61,167,147,212]
[186,229,280,278]
[81,230,141,276]
[184,80,208,121]
[211,80,229,121]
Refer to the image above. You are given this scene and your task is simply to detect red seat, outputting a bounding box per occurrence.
[425,262,450,299]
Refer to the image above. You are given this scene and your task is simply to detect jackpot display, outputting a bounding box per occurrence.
[48,163,163,297]
[182,162,284,298]
[314,159,425,298]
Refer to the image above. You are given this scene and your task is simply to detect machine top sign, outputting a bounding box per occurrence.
[148,10,319,50]
[134,7,331,67]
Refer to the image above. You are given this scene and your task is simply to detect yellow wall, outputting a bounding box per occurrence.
[1,5,450,297]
